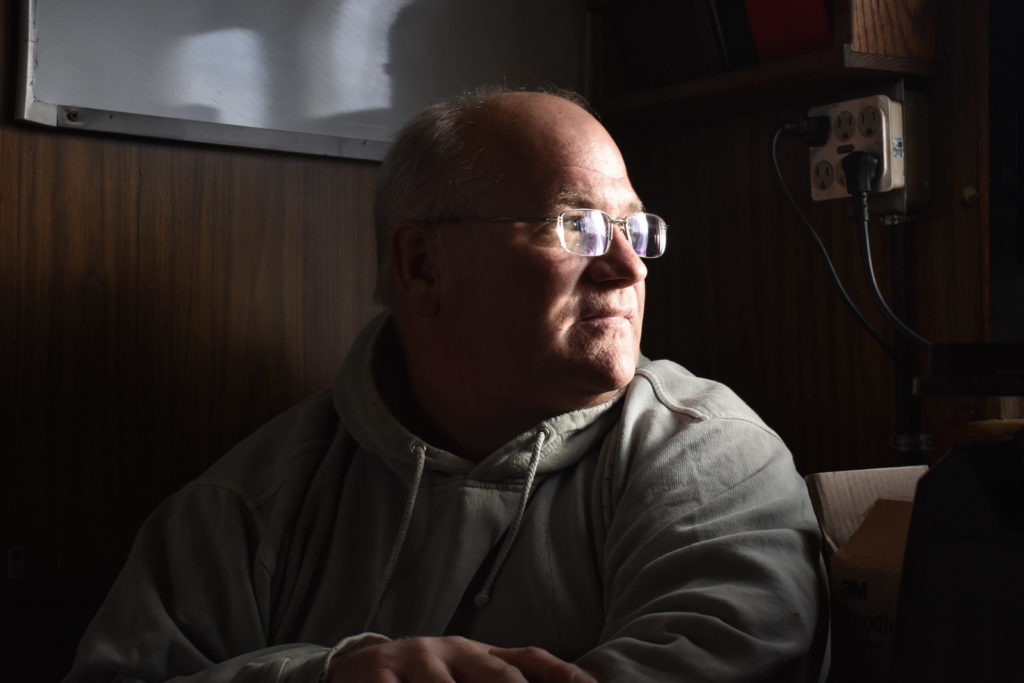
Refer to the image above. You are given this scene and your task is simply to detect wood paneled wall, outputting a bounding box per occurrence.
[605,0,988,476]
[1,0,989,593]
[1,0,381,584]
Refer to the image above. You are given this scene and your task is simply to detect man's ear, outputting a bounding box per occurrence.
[389,220,442,316]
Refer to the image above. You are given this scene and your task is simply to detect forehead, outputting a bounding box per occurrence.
[465,96,642,214]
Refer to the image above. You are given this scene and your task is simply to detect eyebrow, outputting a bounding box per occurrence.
[553,189,645,213]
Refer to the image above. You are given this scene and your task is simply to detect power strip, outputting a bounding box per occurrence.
[808,94,905,201]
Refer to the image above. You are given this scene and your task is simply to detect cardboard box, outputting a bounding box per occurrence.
[805,466,927,682]
[830,498,913,681]
[806,466,927,557]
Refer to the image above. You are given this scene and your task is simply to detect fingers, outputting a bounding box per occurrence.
[325,635,595,683]
[489,645,598,683]
[401,637,527,683]
[329,635,543,683]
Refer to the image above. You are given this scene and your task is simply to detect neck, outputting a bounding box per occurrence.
[404,367,540,462]
[377,323,546,461]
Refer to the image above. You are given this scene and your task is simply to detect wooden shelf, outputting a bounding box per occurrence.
[915,343,1024,397]
[596,44,938,120]
[915,375,1024,397]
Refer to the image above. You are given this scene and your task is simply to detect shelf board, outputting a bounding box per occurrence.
[597,44,938,119]
[914,375,1024,397]
[914,343,1024,397]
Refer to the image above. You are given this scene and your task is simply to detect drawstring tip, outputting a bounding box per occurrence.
[473,591,491,608]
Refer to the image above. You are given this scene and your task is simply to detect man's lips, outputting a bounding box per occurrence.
[580,307,634,321]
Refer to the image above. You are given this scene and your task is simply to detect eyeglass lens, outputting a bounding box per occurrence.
[561,210,665,258]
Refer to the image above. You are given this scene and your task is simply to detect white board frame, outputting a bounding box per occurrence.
[16,0,589,161]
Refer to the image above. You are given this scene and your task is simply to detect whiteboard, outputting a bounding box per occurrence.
[16,0,589,160]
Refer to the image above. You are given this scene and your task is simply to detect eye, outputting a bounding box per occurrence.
[524,220,561,247]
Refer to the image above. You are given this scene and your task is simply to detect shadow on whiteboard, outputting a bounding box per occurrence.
[16,0,587,160]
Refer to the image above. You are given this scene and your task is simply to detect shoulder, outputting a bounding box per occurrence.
[608,359,799,505]
[124,389,351,590]
[195,388,342,510]
[626,358,780,440]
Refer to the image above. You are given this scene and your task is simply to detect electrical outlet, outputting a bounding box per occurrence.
[834,109,856,142]
[858,105,882,137]
[808,94,905,201]
[812,159,834,191]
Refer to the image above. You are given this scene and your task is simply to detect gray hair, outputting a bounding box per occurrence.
[372,85,591,306]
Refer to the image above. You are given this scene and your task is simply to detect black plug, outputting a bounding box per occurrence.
[782,114,830,147]
[841,151,881,195]
[843,149,933,350]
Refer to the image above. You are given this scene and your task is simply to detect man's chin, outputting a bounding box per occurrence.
[565,353,639,404]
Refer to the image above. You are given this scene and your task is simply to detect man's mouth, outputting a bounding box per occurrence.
[581,307,633,322]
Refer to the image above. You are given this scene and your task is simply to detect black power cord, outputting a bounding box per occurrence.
[842,152,932,349]
[775,120,932,463]
[770,125,897,361]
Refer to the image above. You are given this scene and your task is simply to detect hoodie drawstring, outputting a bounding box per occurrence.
[364,443,427,631]
[474,429,547,608]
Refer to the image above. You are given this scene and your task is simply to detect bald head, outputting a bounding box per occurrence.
[373,87,611,306]
[456,92,630,216]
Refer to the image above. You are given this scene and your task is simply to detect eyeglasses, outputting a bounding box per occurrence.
[436,209,668,258]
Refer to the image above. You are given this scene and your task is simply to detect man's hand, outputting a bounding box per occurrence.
[326,635,597,682]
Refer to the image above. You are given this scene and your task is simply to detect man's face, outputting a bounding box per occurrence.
[432,93,648,420]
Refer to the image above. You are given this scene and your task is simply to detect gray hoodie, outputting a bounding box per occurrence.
[65,314,829,682]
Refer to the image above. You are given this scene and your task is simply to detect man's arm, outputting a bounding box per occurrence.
[65,479,594,683]
[578,392,830,682]
[63,482,339,682]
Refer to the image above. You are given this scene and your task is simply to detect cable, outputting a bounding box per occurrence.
[771,127,897,360]
[854,194,933,349]
[842,152,932,349]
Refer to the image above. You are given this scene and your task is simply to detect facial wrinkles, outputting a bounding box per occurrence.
[553,187,644,215]
[546,134,639,209]
[574,141,629,180]
[472,99,633,214]
[514,109,625,183]
[547,145,629,193]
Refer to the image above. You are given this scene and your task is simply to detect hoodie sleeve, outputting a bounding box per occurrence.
[576,373,830,682]
[62,482,332,683]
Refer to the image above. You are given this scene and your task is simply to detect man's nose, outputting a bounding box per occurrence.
[587,225,647,284]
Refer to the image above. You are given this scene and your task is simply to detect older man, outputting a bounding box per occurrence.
[65,88,828,682]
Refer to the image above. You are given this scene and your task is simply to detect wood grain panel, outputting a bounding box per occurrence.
[0,0,21,573]
[609,1,987,475]
[3,130,381,580]
[13,133,144,576]
[848,0,938,60]
[915,0,990,456]
[2,0,381,581]
[616,110,898,476]
[913,0,987,343]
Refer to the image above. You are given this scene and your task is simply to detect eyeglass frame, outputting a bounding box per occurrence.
[433,208,668,259]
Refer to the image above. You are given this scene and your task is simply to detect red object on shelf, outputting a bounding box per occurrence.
[744,0,833,62]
